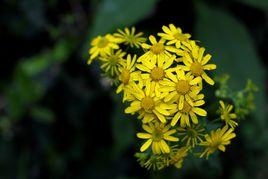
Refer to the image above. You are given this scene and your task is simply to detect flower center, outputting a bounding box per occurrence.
[186,127,198,138]
[150,43,164,54]
[223,112,231,121]
[176,80,190,94]
[97,37,109,48]
[181,101,192,113]
[173,33,187,41]
[150,67,165,81]
[141,96,155,112]
[190,62,203,76]
[152,128,163,142]
[120,69,130,84]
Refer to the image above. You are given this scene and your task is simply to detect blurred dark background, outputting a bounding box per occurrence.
[0,0,268,178]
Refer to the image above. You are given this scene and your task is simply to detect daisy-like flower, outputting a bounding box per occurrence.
[181,41,216,85]
[114,27,146,48]
[99,50,126,78]
[160,69,201,110]
[219,100,238,128]
[200,125,236,159]
[116,54,140,102]
[169,146,189,169]
[170,93,207,127]
[124,79,175,123]
[138,35,177,62]
[88,34,119,64]
[178,124,205,147]
[157,24,191,48]
[137,122,179,154]
[136,55,176,97]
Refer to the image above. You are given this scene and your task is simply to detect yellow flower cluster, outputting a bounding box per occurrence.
[87,24,239,170]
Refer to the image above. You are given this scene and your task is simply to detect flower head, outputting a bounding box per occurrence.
[169,146,189,169]
[116,54,140,102]
[138,35,177,62]
[181,41,216,85]
[200,125,236,159]
[88,34,119,64]
[178,124,205,147]
[114,27,146,48]
[158,24,191,48]
[219,100,238,128]
[170,93,207,127]
[137,122,179,154]
[124,80,175,123]
[136,55,176,97]
[160,69,201,110]
[99,49,126,77]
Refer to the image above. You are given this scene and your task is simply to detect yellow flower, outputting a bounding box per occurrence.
[178,124,205,147]
[169,146,189,169]
[136,55,176,97]
[200,125,236,159]
[170,93,207,127]
[181,41,216,85]
[116,54,140,102]
[114,27,146,48]
[88,34,119,64]
[124,80,175,123]
[160,69,201,110]
[137,122,179,154]
[99,50,126,78]
[219,100,238,128]
[158,24,191,48]
[138,35,177,62]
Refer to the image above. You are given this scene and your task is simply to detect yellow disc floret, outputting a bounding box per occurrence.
[176,80,190,95]
[150,43,165,54]
[141,96,155,112]
[150,67,165,81]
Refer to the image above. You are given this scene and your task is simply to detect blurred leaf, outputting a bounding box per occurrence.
[19,0,46,29]
[30,106,55,124]
[235,0,268,11]
[5,40,73,118]
[111,94,135,158]
[89,0,159,37]
[195,2,266,125]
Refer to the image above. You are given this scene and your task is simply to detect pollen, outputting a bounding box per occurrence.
[190,62,203,76]
[141,96,155,112]
[150,43,165,54]
[97,37,109,48]
[150,67,165,81]
[120,69,130,84]
[176,80,190,94]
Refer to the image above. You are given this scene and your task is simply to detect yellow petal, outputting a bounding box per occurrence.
[171,112,182,126]
[164,135,179,142]
[203,64,216,70]
[140,139,152,152]
[179,95,184,110]
[155,106,170,116]
[160,140,170,153]
[137,133,152,139]
[153,110,166,123]
[201,72,214,85]
[192,107,207,116]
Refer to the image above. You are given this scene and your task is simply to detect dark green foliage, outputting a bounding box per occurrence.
[0,0,267,178]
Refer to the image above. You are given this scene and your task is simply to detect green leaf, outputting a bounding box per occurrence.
[89,0,159,38]
[195,2,266,124]
[111,93,135,158]
[30,106,55,124]
[235,0,268,11]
